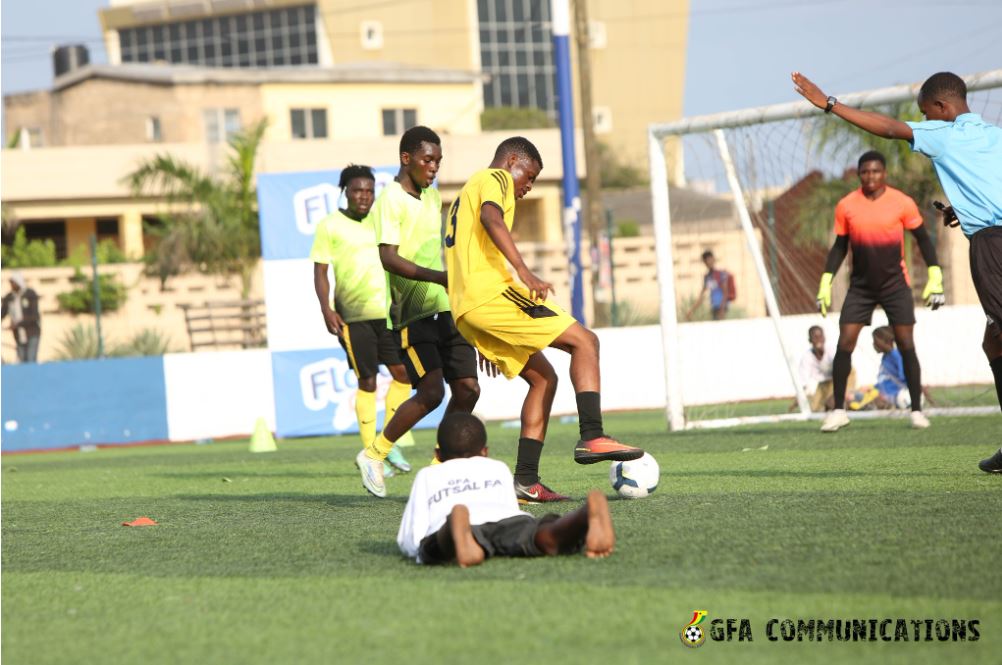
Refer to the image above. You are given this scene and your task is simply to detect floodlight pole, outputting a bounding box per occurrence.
[552,0,585,323]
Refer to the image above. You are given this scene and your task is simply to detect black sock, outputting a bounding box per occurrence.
[514,438,543,486]
[576,392,605,441]
[899,347,922,411]
[833,349,852,409]
[990,356,1002,414]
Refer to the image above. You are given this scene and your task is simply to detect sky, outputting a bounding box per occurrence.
[2,0,1001,116]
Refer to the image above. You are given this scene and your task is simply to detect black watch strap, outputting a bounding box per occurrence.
[824,96,837,113]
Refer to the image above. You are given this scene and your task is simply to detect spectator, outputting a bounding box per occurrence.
[849,326,934,410]
[687,250,732,320]
[797,325,855,411]
[1,271,41,363]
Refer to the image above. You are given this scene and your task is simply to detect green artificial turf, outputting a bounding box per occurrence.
[3,411,1000,665]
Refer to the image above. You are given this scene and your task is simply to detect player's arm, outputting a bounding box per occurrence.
[379,244,448,287]
[817,235,849,316]
[792,72,914,141]
[910,225,945,309]
[313,262,345,336]
[479,202,553,301]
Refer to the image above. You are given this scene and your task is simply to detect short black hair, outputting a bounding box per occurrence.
[857,150,886,170]
[338,164,375,190]
[493,136,543,169]
[436,413,487,461]
[701,249,714,261]
[399,125,441,156]
[873,325,894,343]
[920,72,967,103]
[808,325,823,339]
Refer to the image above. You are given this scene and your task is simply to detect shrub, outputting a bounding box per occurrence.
[113,329,173,357]
[57,272,128,313]
[54,324,102,360]
[1,227,58,268]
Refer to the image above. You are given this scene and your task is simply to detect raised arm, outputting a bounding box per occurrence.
[479,202,552,301]
[792,72,914,141]
[379,244,448,287]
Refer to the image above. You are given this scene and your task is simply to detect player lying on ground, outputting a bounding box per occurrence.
[311,164,414,476]
[397,413,616,567]
[792,70,1002,471]
[443,136,644,503]
[356,127,482,497]
[814,150,941,432]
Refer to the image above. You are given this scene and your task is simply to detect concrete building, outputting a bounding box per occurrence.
[92,0,689,164]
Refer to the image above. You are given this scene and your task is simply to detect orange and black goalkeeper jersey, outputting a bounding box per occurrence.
[834,186,923,295]
[443,168,517,319]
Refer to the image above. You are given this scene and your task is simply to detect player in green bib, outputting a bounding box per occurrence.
[354,127,481,498]
[311,164,414,474]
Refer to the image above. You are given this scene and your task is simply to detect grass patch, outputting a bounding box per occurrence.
[3,411,1000,664]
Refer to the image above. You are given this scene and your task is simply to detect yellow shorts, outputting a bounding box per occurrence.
[456,285,577,379]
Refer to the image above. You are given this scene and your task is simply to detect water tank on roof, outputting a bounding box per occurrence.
[53,44,89,78]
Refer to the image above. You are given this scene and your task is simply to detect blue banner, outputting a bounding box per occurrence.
[1,357,169,451]
[257,167,397,261]
[270,348,445,439]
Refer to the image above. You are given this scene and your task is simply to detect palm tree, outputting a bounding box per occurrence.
[125,119,268,297]
[791,101,944,247]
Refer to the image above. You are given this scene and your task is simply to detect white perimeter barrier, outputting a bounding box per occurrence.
[159,305,992,440]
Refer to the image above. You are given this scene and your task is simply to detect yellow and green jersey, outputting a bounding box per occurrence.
[444,168,517,320]
[309,210,389,323]
[371,180,450,328]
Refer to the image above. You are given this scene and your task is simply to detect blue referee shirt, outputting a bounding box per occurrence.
[906,113,1002,238]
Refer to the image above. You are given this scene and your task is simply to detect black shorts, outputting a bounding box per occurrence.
[970,226,1002,339]
[397,312,477,385]
[339,319,401,379]
[839,285,915,326]
[417,513,568,564]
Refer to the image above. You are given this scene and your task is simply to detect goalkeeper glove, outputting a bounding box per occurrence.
[816,272,833,317]
[933,200,959,228]
[923,265,945,310]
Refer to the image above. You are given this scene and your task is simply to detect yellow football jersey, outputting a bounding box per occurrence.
[444,168,517,319]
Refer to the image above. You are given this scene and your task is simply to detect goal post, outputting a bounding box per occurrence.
[648,69,1002,431]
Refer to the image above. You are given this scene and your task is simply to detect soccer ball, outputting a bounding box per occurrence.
[609,453,660,499]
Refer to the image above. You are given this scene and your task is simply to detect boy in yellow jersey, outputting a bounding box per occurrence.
[311,164,414,475]
[444,137,644,503]
[355,127,481,498]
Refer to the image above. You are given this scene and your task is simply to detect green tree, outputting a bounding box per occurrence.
[792,102,943,247]
[125,119,268,297]
[1,226,58,268]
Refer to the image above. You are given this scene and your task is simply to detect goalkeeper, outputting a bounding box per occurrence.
[812,150,942,433]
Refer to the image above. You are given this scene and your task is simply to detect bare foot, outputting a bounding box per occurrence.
[450,505,485,568]
[584,490,615,558]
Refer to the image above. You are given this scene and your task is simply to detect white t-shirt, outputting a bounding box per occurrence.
[799,346,834,394]
[397,456,526,563]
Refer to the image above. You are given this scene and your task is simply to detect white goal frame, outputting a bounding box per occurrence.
[648,69,1002,431]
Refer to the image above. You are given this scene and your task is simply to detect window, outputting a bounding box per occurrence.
[381,108,417,136]
[204,108,241,143]
[96,218,120,245]
[478,0,557,117]
[360,20,383,50]
[146,116,163,142]
[118,4,319,68]
[290,108,328,139]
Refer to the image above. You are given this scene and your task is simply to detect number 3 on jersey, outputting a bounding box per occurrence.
[444,199,459,247]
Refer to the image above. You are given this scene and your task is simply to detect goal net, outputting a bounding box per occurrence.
[647,69,1002,430]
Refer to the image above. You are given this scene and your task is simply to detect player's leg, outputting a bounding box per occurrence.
[439,312,480,416]
[376,324,415,469]
[511,352,568,503]
[984,324,1002,413]
[550,322,644,463]
[883,285,926,426]
[341,322,379,449]
[533,490,615,559]
[821,295,868,432]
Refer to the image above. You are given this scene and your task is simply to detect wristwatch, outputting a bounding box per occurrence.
[824,96,837,113]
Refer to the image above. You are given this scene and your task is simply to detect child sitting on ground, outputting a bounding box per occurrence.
[396,413,616,567]
[850,326,933,410]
